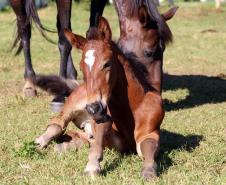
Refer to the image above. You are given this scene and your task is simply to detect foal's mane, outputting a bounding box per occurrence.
[111,42,155,93]
[128,0,173,45]
[124,52,156,93]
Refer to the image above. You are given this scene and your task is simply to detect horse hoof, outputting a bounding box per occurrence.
[141,166,157,181]
[34,136,49,149]
[54,142,68,153]
[51,102,64,113]
[23,88,37,97]
[84,162,101,179]
[54,140,85,153]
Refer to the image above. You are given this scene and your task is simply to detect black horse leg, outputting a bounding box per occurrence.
[90,0,107,27]
[10,0,37,97]
[66,54,77,80]
[87,0,107,39]
[56,0,72,79]
[56,0,77,81]
[51,0,76,111]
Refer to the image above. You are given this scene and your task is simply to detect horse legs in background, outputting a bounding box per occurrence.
[51,0,78,111]
[86,0,107,39]
[10,0,37,97]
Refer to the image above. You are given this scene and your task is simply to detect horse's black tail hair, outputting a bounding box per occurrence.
[11,0,56,55]
[32,75,79,97]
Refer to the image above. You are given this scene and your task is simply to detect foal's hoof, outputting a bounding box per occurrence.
[35,136,49,149]
[54,142,71,153]
[141,165,157,181]
[50,102,64,113]
[23,87,37,97]
[84,162,101,179]
[54,139,86,153]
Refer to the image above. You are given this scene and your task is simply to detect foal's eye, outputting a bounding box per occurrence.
[102,62,111,70]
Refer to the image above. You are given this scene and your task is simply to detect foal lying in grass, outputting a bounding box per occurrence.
[35,17,164,181]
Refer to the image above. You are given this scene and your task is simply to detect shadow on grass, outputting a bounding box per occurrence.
[101,129,203,177]
[101,156,123,176]
[163,74,226,111]
[157,129,203,175]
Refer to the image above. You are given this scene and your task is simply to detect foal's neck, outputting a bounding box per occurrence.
[110,47,149,110]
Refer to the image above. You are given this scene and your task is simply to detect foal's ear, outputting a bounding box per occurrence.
[64,29,87,50]
[138,5,150,27]
[97,17,112,42]
[162,6,178,21]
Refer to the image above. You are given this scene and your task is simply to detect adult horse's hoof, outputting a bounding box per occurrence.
[51,102,64,113]
[84,161,101,179]
[23,87,37,97]
[141,163,157,181]
[23,79,37,97]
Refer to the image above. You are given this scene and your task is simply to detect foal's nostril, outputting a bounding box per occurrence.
[144,50,154,58]
[86,102,103,115]
[86,105,95,115]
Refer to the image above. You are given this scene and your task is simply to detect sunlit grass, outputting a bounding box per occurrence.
[0,2,226,184]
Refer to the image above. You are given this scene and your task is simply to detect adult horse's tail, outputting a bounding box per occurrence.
[32,75,79,97]
[11,0,55,55]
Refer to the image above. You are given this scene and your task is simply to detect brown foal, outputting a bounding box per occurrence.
[35,17,164,180]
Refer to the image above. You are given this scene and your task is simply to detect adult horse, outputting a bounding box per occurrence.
[35,17,165,181]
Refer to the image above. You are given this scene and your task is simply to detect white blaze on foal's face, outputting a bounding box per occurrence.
[84,49,95,71]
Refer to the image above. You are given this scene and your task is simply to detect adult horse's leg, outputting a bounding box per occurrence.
[66,54,77,80]
[89,0,107,27]
[52,0,77,106]
[56,1,77,78]
[10,0,36,97]
[86,0,107,39]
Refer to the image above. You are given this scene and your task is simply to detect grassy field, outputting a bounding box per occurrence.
[0,2,226,185]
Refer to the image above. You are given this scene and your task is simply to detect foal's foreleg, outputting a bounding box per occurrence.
[84,121,112,177]
[35,85,88,149]
[135,92,164,180]
[10,0,36,97]
[139,130,160,180]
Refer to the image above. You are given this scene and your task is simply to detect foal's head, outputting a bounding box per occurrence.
[120,2,178,62]
[65,18,116,116]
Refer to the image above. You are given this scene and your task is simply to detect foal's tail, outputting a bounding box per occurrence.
[12,0,55,55]
[32,75,79,97]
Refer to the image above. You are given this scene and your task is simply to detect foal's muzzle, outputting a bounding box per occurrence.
[85,101,111,124]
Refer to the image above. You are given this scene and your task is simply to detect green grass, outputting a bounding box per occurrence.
[0,2,226,184]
